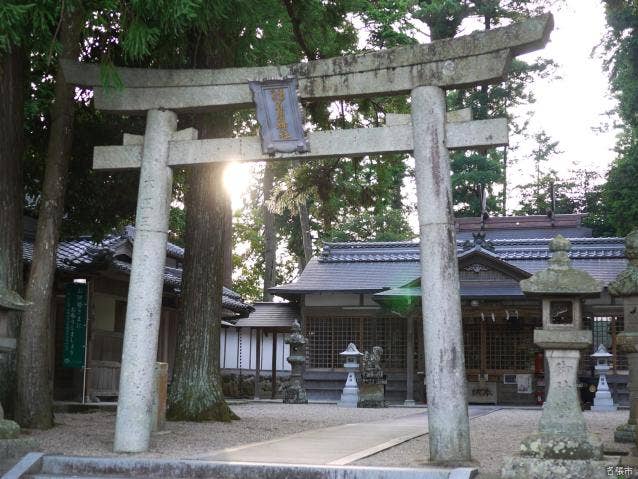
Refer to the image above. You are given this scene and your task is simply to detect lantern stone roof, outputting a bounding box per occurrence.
[519,235,602,297]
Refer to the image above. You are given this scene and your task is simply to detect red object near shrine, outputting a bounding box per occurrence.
[534,352,544,374]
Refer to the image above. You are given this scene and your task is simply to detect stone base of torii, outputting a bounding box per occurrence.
[61,14,554,465]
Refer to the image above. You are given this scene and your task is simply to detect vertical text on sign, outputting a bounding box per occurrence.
[270,88,291,140]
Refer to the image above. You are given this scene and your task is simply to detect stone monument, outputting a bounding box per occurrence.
[611,230,638,443]
[338,343,363,408]
[0,300,38,462]
[591,344,617,412]
[283,320,308,404]
[61,14,553,457]
[502,235,607,479]
[358,346,387,408]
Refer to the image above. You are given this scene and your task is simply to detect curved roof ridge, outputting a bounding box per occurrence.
[323,240,418,249]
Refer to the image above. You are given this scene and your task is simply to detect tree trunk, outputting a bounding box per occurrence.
[222,191,233,288]
[292,160,312,268]
[298,201,312,266]
[16,5,82,429]
[167,111,238,422]
[0,48,26,419]
[262,163,276,301]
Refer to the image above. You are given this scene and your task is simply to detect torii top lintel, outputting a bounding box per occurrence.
[61,14,552,114]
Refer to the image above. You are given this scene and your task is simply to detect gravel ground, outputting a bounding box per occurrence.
[355,408,631,477]
[23,402,417,459]
[20,404,631,477]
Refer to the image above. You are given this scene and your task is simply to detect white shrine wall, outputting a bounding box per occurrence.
[220,326,291,372]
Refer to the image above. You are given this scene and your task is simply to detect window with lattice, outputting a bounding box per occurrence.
[485,325,533,371]
[463,324,481,370]
[582,314,626,373]
[306,316,406,370]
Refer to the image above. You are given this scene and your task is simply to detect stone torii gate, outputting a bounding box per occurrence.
[61,14,553,459]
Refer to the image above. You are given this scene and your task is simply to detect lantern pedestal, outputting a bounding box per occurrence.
[610,231,638,443]
[503,338,607,479]
[339,370,360,408]
[616,332,638,443]
[502,236,607,479]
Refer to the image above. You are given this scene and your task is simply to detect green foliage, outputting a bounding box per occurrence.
[0,2,34,54]
[598,1,638,235]
[601,141,638,236]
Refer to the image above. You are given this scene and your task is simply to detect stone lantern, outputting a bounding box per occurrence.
[591,344,617,412]
[0,288,36,458]
[283,320,308,404]
[502,235,606,479]
[610,229,638,443]
[338,343,363,408]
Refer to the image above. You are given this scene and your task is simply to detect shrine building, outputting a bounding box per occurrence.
[259,214,628,406]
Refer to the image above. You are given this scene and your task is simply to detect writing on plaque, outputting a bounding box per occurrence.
[63,282,88,368]
[249,78,310,155]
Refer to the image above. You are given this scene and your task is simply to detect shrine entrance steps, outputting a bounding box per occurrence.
[8,454,478,479]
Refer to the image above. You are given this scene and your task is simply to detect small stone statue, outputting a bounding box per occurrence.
[283,320,308,404]
[361,346,385,384]
[358,346,387,408]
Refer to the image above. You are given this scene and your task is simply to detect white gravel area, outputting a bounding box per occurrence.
[355,408,631,477]
[20,404,631,477]
[23,402,418,459]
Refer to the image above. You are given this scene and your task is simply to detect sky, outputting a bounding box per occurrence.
[225,0,619,217]
[509,0,618,194]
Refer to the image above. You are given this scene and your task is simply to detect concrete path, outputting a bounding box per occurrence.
[199,406,500,466]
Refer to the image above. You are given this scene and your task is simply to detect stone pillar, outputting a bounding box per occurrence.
[271,331,277,399]
[254,328,261,400]
[151,362,168,432]
[113,109,176,453]
[611,230,638,443]
[411,85,470,463]
[405,314,415,406]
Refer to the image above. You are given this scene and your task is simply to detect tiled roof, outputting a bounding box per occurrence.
[272,234,628,296]
[23,229,252,316]
[234,302,299,329]
[317,237,625,263]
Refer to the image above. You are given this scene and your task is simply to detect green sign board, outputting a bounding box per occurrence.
[63,283,88,368]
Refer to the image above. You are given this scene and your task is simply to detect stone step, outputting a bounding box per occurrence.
[29,475,131,479]
[31,455,475,479]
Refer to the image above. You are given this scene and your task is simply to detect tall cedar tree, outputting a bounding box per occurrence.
[0,46,26,419]
[16,2,84,428]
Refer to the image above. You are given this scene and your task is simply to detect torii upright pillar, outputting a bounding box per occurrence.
[412,86,470,462]
[113,110,177,452]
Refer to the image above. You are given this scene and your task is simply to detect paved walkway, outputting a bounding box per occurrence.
[199,406,500,466]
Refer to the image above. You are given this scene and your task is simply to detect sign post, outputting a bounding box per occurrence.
[63,282,88,369]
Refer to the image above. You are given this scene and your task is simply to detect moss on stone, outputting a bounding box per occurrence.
[0,419,20,439]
